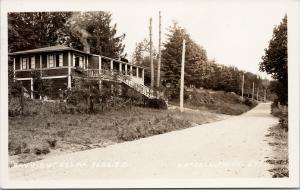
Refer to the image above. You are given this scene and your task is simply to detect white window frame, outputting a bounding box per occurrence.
[30,56,35,69]
[47,53,63,68]
[48,54,54,68]
[21,57,29,70]
[73,54,84,68]
[59,54,63,67]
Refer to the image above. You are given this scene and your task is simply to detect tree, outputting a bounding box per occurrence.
[8,12,126,59]
[132,39,158,86]
[161,23,207,97]
[31,71,53,99]
[59,11,126,58]
[8,12,72,52]
[259,15,287,104]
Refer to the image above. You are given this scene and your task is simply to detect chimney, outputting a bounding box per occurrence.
[83,42,90,54]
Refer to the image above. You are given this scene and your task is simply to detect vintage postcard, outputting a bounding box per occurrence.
[0,0,299,188]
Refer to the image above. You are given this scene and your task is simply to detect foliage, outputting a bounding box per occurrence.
[31,71,53,99]
[59,11,126,58]
[131,39,158,86]
[8,12,126,59]
[243,98,257,108]
[8,12,72,53]
[259,15,287,105]
[146,98,168,109]
[148,22,266,101]
[161,23,208,90]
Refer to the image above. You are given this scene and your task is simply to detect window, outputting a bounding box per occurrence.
[48,55,54,68]
[74,55,84,68]
[21,57,29,70]
[31,56,35,69]
[48,54,63,68]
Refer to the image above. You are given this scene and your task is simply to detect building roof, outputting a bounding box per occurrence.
[8,45,91,56]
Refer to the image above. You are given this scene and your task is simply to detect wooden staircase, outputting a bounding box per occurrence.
[85,69,158,99]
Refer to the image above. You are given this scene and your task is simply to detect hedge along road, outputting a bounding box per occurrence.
[10,103,278,180]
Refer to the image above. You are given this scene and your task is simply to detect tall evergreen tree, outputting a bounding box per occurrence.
[161,23,208,91]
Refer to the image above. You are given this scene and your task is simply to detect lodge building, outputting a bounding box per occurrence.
[9,45,154,99]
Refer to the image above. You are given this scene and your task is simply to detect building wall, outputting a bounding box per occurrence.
[42,68,68,77]
[16,71,32,78]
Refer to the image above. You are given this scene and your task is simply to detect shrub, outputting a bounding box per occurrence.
[33,145,50,155]
[46,138,58,148]
[146,98,168,109]
[279,116,288,131]
[243,98,257,107]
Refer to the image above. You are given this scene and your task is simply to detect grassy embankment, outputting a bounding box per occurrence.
[265,103,288,178]
[9,89,255,166]
[170,88,257,115]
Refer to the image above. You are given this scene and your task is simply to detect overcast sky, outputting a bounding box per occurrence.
[2,0,293,78]
[94,0,291,78]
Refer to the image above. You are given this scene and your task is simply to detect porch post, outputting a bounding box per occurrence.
[136,67,139,77]
[142,69,145,82]
[98,56,102,90]
[13,57,15,81]
[30,78,33,99]
[39,55,42,99]
[110,60,113,72]
[86,56,89,69]
[68,51,71,88]
[39,55,42,76]
[125,64,128,75]
[98,56,102,73]
[130,65,132,77]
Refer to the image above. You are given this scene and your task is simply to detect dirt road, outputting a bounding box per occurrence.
[10,103,278,180]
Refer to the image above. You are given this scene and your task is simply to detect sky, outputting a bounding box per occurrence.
[95,0,291,79]
[2,0,293,78]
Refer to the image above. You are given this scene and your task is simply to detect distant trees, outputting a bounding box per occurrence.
[132,39,158,86]
[158,22,264,99]
[131,22,267,100]
[259,15,287,105]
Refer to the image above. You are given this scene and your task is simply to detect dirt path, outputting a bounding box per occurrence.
[10,103,278,180]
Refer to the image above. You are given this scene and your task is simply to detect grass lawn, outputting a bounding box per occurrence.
[9,106,226,166]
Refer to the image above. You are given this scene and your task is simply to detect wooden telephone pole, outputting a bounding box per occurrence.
[241,73,244,100]
[180,39,186,113]
[252,82,255,101]
[156,11,162,88]
[149,17,154,88]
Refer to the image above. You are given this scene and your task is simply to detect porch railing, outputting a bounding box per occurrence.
[84,69,156,99]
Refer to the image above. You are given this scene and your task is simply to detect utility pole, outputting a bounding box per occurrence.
[149,17,154,88]
[252,82,255,101]
[241,73,244,100]
[180,39,186,113]
[264,89,267,102]
[156,11,162,88]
